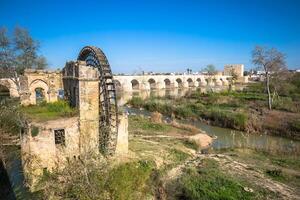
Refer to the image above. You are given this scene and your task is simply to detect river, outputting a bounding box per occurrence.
[120,88,300,156]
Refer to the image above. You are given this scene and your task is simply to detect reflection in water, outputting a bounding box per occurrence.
[117,86,231,106]
[189,121,300,156]
[119,87,300,156]
[125,104,300,156]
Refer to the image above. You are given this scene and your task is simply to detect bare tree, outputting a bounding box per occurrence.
[35,56,48,69]
[0,26,48,94]
[252,46,286,110]
[0,27,20,92]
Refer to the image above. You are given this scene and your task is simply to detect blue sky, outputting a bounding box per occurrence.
[0,0,300,73]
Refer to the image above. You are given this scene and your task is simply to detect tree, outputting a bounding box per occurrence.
[228,68,238,91]
[35,56,48,69]
[204,64,217,76]
[0,26,47,94]
[252,46,286,110]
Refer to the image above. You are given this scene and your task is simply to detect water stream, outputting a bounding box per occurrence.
[121,88,300,156]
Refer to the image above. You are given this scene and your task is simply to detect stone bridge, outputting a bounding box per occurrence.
[113,74,231,91]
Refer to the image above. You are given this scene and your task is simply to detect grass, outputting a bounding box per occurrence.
[20,100,77,121]
[213,148,300,188]
[107,160,155,200]
[128,115,171,134]
[37,159,157,200]
[127,86,300,138]
[169,148,190,163]
[175,159,264,200]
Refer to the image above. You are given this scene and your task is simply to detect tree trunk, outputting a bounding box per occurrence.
[266,73,272,110]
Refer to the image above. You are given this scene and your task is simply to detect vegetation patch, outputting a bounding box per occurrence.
[128,115,171,133]
[31,126,39,137]
[21,100,77,121]
[175,159,258,200]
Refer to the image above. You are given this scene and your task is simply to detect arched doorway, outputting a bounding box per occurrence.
[164,79,171,89]
[131,79,139,90]
[35,87,45,104]
[148,78,156,90]
[0,84,10,100]
[176,78,183,88]
[187,78,194,87]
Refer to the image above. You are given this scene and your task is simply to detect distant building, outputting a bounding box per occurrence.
[224,64,244,78]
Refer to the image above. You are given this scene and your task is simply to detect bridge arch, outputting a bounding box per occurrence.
[187,78,194,88]
[196,78,201,87]
[164,78,171,89]
[148,78,156,89]
[114,80,122,90]
[176,78,183,88]
[131,79,140,90]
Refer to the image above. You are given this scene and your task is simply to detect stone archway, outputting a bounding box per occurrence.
[196,78,201,87]
[131,79,140,90]
[187,78,194,87]
[35,87,46,104]
[176,78,183,88]
[164,78,171,89]
[114,80,122,91]
[148,78,156,90]
[29,79,49,105]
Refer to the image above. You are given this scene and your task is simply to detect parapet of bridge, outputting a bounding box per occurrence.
[113,74,232,92]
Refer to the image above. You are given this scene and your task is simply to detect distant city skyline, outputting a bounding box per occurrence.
[1,0,300,73]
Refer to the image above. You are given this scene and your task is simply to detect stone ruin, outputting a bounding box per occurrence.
[21,46,128,188]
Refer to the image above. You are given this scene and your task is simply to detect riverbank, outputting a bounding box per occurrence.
[127,116,300,199]
[127,84,300,140]
[13,114,299,199]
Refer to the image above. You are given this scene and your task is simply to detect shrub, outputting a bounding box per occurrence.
[129,116,169,132]
[128,97,144,108]
[31,126,39,137]
[21,100,77,121]
[174,106,194,118]
[107,160,154,200]
[169,148,190,163]
[273,97,298,112]
[177,159,255,200]
[39,159,156,200]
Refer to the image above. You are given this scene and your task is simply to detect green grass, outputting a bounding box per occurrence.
[176,159,262,200]
[128,91,249,131]
[169,148,190,163]
[128,115,171,133]
[31,126,39,137]
[107,160,155,200]
[37,159,156,200]
[21,100,77,121]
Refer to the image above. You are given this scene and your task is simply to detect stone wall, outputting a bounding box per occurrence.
[224,64,244,78]
[21,117,79,188]
[20,69,63,105]
[63,61,100,154]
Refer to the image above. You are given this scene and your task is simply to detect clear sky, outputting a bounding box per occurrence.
[0,0,299,73]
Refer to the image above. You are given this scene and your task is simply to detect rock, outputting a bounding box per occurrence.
[188,133,213,149]
[243,187,254,193]
[150,112,163,123]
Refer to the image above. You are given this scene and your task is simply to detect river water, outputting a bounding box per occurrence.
[120,88,300,156]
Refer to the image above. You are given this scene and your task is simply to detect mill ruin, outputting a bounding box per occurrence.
[20,46,128,188]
